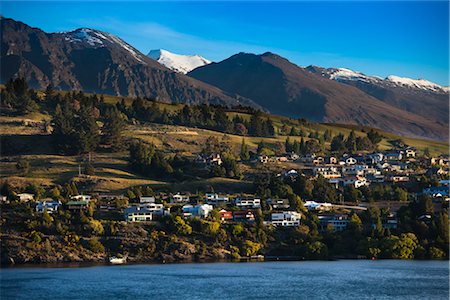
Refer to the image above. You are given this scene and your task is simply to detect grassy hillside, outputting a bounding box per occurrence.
[0,92,448,193]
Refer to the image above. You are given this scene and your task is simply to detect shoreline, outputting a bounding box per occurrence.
[2,256,448,269]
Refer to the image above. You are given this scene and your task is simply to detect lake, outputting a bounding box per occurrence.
[0,260,448,299]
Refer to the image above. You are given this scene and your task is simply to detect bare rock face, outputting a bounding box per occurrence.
[1,18,261,110]
[189,52,448,141]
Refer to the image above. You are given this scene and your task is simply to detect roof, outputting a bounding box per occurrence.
[67,201,89,205]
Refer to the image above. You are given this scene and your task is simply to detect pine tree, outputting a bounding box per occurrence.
[240,138,250,161]
[102,106,125,151]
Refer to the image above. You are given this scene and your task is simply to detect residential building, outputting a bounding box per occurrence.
[17,193,34,202]
[423,186,450,198]
[404,148,416,158]
[140,203,166,215]
[71,195,92,202]
[313,166,341,179]
[384,151,402,161]
[219,209,233,221]
[66,200,90,211]
[183,204,214,219]
[270,211,301,227]
[124,206,154,222]
[345,157,357,165]
[205,193,229,205]
[139,196,156,204]
[343,176,369,188]
[267,198,290,209]
[318,215,349,232]
[35,200,62,214]
[235,197,261,209]
[304,201,332,211]
[170,193,190,204]
[233,210,255,222]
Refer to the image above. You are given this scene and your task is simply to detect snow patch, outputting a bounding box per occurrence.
[385,75,446,92]
[148,49,211,73]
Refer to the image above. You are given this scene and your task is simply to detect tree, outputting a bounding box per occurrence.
[345,130,357,153]
[367,129,382,145]
[102,106,125,151]
[240,139,250,161]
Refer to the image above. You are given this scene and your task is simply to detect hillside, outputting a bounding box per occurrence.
[189,52,448,141]
[306,66,449,126]
[1,89,447,193]
[0,18,259,109]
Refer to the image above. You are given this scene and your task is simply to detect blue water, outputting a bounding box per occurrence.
[0,260,448,299]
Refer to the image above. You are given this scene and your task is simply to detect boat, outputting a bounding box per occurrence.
[109,256,126,264]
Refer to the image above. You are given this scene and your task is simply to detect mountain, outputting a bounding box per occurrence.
[306,66,449,125]
[148,49,211,74]
[189,52,448,141]
[0,18,260,109]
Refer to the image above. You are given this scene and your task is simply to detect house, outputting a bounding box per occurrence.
[205,193,229,205]
[266,198,290,209]
[234,196,261,209]
[345,157,357,165]
[384,151,402,161]
[183,204,214,219]
[124,206,154,222]
[343,176,369,188]
[66,200,90,211]
[304,201,332,211]
[16,193,34,202]
[140,203,167,215]
[170,193,190,204]
[270,211,301,227]
[300,154,316,164]
[313,166,341,179]
[423,186,450,198]
[318,215,349,232]
[139,196,156,204]
[70,195,92,202]
[35,200,62,214]
[283,169,299,178]
[0,195,8,203]
[404,148,416,158]
[233,210,255,222]
[388,175,409,183]
[426,167,449,177]
[430,157,449,167]
[312,156,324,165]
[288,153,300,161]
[342,165,368,176]
[327,156,338,164]
[219,209,233,221]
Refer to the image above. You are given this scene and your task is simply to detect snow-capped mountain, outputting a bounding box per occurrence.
[307,66,448,94]
[148,49,211,74]
[62,28,147,64]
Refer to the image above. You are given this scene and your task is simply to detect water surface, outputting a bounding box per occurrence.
[1,260,448,299]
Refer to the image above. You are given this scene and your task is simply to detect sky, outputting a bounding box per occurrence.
[2,1,449,85]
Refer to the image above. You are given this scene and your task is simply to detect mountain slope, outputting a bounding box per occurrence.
[0,18,260,109]
[148,49,211,74]
[306,66,449,125]
[189,52,448,141]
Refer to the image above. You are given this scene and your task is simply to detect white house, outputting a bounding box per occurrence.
[183,204,214,219]
[345,157,357,165]
[270,211,302,227]
[342,165,368,176]
[304,201,332,211]
[124,206,154,222]
[17,193,34,202]
[235,197,261,209]
[343,176,369,188]
[35,200,62,214]
[71,195,92,202]
[170,193,190,204]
